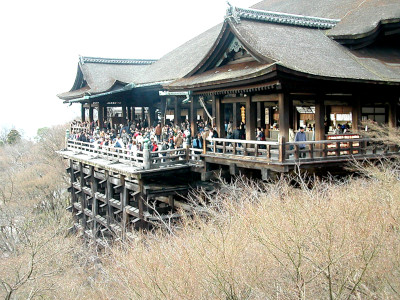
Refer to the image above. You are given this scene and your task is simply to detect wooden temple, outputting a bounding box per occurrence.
[58,0,400,239]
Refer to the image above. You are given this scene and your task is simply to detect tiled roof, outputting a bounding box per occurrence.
[251,0,400,39]
[226,4,340,29]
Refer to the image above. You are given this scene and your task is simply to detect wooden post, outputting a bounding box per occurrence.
[122,102,128,125]
[246,95,256,140]
[190,95,197,137]
[88,103,94,123]
[127,106,132,123]
[215,95,225,137]
[278,93,289,141]
[98,103,104,129]
[79,162,87,227]
[130,106,135,122]
[173,97,180,126]
[315,94,325,141]
[90,166,98,236]
[149,106,156,127]
[81,104,86,122]
[141,107,145,123]
[278,136,286,163]
[106,171,113,226]
[257,101,265,128]
[211,95,216,128]
[160,97,168,127]
[352,96,361,132]
[143,148,151,170]
[138,179,145,229]
[70,160,78,220]
[232,102,238,128]
[388,97,397,130]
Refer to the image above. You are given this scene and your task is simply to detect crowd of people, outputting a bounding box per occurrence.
[68,119,222,154]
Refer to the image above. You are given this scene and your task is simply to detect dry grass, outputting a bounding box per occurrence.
[2,123,400,299]
[88,169,400,300]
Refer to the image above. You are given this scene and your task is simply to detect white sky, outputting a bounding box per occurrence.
[0,0,259,138]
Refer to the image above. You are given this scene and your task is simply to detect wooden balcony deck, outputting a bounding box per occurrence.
[59,138,400,178]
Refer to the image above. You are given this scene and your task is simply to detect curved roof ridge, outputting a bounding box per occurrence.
[80,56,157,65]
[226,3,340,29]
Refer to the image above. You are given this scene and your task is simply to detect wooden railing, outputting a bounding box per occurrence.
[66,140,195,170]
[70,125,90,134]
[205,137,399,164]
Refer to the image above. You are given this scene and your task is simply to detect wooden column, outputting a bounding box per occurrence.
[69,160,78,221]
[315,94,325,141]
[88,103,94,123]
[81,104,86,122]
[130,106,135,122]
[293,107,299,131]
[174,97,181,126]
[232,102,238,128]
[288,96,294,130]
[211,95,216,128]
[190,96,197,136]
[352,96,361,132]
[257,101,265,128]
[122,102,127,125]
[127,106,132,123]
[388,96,397,129]
[161,97,168,127]
[90,166,98,236]
[98,103,104,129]
[278,93,289,140]
[215,95,224,137]
[141,107,145,123]
[105,171,113,226]
[149,106,156,127]
[246,96,256,140]
[79,162,87,228]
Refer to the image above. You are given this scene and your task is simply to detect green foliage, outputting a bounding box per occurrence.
[35,127,50,142]
[6,129,21,145]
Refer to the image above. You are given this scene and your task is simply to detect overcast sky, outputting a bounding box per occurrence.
[0,0,260,138]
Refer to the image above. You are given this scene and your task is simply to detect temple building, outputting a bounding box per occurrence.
[59,0,400,143]
[57,0,400,236]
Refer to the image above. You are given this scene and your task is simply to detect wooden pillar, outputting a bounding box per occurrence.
[352,97,361,132]
[98,103,104,129]
[138,179,145,229]
[278,93,289,140]
[161,97,168,127]
[293,108,299,131]
[122,102,127,125]
[127,106,132,123]
[131,106,135,122]
[90,166,98,236]
[141,107,145,123]
[190,95,197,136]
[246,96,256,140]
[388,97,397,129]
[69,160,78,221]
[215,95,224,137]
[211,95,216,128]
[81,104,86,122]
[174,97,181,126]
[315,94,325,141]
[79,162,87,228]
[257,101,265,128]
[105,171,113,226]
[149,106,156,127]
[232,102,238,128]
[288,97,294,130]
[88,103,94,123]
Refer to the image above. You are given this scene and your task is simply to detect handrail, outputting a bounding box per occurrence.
[65,139,193,170]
